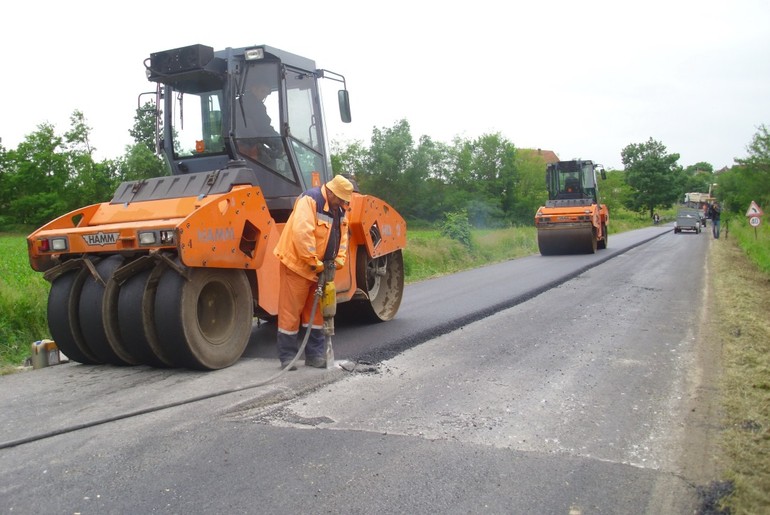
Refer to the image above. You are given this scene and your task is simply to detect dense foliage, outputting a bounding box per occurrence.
[717,124,770,214]
[620,137,684,218]
[2,102,767,229]
[0,106,166,228]
[332,120,547,227]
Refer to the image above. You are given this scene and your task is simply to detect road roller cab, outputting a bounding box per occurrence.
[535,159,609,255]
[26,44,406,370]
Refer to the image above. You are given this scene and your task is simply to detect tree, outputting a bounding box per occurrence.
[512,150,549,225]
[681,161,714,196]
[364,119,415,209]
[116,143,168,183]
[684,162,714,175]
[64,111,119,205]
[129,101,159,152]
[331,139,368,180]
[620,138,683,218]
[1,123,71,225]
[118,100,169,182]
[0,111,130,226]
[0,142,11,224]
[599,169,631,216]
[406,135,452,222]
[331,124,542,226]
[333,128,454,224]
[448,133,517,227]
[718,124,770,214]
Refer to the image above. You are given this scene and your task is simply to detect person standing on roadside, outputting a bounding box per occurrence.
[709,201,721,239]
[272,175,354,370]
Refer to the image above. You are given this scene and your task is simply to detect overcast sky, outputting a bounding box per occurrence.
[2,0,768,171]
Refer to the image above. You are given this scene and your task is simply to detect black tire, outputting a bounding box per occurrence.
[48,268,99,364]
[107,265,172,367]
[153,266,253,370]
[79,255,132,365]
[344,249,404,322]
[537,230,553,256]
[597,223,608,250]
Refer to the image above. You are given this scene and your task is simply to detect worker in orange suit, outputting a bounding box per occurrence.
[273,175,354,369]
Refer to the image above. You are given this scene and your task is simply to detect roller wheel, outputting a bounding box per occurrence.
[47,268,99,364]
[597,223,608,250]
[106,265,172,367]
[537,230,555,256]
[537,227,596,255]
[79,255,132,365]
[153,266,253,370]
[346,249,404,322]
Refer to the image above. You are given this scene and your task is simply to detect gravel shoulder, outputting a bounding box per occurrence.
[677,236,725,491]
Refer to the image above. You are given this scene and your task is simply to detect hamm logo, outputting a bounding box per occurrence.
[82,232,120,246]
[198,227,235,242]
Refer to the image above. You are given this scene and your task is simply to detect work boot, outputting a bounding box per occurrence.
[305,356,326,368]
[280,360,298,371]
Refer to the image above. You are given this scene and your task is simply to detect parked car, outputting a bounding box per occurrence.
[674,209,701,234]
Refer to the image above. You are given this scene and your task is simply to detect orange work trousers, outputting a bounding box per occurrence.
[277,263,323,336]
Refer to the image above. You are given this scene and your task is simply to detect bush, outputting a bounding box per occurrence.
[440,210,473,248]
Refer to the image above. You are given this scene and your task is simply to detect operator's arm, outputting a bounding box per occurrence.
[291,196,321,269]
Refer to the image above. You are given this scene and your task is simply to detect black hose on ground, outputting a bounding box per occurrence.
[0,281,327,451]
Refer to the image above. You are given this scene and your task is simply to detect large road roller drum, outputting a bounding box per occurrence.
[537,225,597,255]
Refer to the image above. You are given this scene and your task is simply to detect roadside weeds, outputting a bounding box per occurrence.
[705,235,770,513]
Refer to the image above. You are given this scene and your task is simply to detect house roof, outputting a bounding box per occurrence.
[519,148,560,164]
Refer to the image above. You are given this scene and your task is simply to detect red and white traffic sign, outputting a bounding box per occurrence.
[746,201,764,217]
[749,216,761,227]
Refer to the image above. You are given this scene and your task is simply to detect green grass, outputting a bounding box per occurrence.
[0,234,51,373]
[403,226,539,283]
[403,207,656,284]
[711,231,770,513]
[609,205,675,233]
[724,215,770,274]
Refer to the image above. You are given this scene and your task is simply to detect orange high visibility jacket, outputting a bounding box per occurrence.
[274,185,349,281]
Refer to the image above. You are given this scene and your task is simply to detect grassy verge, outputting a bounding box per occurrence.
[724,215,770,274]
[403,226,539,283]
[0,234,50,373]
[403,207,657,283]
[610,206,671,234]
[709,218,770,513]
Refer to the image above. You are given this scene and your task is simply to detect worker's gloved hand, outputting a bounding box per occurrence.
[312,260,325,274]
[334,257,345,270]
